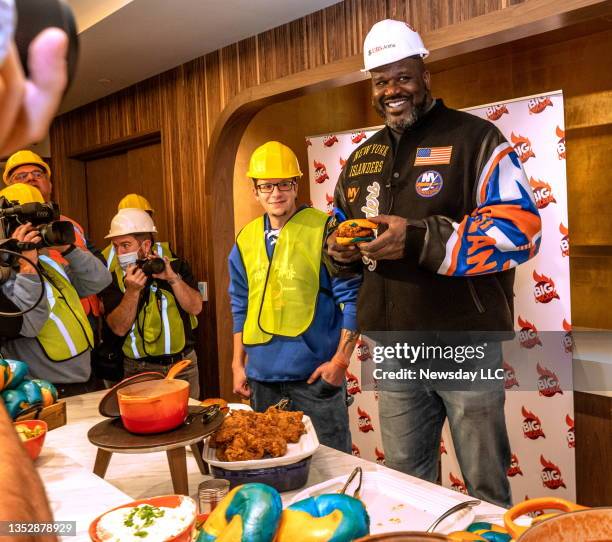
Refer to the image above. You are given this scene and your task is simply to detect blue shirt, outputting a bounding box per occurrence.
[228,212,361,382]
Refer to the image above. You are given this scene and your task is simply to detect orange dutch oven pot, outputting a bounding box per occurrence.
[116,359,191,434]
[504,497,612,541]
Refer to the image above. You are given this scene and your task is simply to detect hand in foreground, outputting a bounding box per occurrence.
[232,365,251,398]
[326,230,363,264]
[358,214,407,261]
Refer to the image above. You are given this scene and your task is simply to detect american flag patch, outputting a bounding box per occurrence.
[414,146,453,165]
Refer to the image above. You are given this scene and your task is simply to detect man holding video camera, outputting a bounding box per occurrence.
[100,209,203,398]
[0,183,111,396]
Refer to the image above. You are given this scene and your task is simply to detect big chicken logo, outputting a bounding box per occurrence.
[351,131,367,144]
[522,406,546,440]
[346,370,362,395]
[518,316,542,349]
[507,453,523,477]
[325,193,334,215]
[356,340,372,362]
[528,96,553,114]
[540,455,566,490]
[357,407,374,433]
[449,473,468,495]
[559,223,570,257]
[313,160,329,184]
[525,496,545,518]
[529,177,557,209]
[323,134,339,147]
[533,270,560,303]
[440,438,447,455]
[486,104,509,121]
[503,361,520,389]
[305,137,312,147]
[537,363,563,397]
[351,443,361,457]
[511,132,536,163]
[566,414,575,448]
[562,319,574,353]
[375,447,386,465]
[556,126,566,159]
[339,157,347,170]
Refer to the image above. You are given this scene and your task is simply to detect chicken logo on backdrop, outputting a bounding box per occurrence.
[325,193,334,215]
[522,406,546,440]
[533,270,560,303]
[540,455,566,490]
[486,104,509,121]
[375,447,386,465]
[537,363,563,397]
[518,316,542,349]
[528,96,553,114]
[357,407,374,433]
[525,497,545,518]
[449,473,468,495]
[305,137,312,147]
[511,132,536,163]
[356,340,372,362]
[351,131,367,144]
[440,438,447,455]
[503,360,520,389]
[565,414,575,449]
[507,453,524,477]
[339,157,347,170]
[562,319,574,353]
[346,370,362,395]
[323,134,339,147]
[559,223,570,257]
[556,126,566,159]
[529,178,557,209]
[314,160,329,184]
[351,443,361,457]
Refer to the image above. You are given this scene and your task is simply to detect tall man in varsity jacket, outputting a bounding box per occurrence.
[327,20,542,507]
[229,141,361,453]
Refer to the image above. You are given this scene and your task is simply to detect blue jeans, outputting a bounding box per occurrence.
[378,344,512,508]
[248,377,352,454]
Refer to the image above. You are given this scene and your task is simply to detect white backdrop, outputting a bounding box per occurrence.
[306,91,575,503]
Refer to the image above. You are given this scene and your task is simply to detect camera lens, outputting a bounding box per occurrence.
[38,221,75,247]
[140,258,165,276]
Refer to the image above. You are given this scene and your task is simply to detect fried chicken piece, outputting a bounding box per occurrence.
[224,433,265,461]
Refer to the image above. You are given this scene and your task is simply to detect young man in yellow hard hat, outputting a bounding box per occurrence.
[0,183,111,396]
[100,209,202,397]
[228,141,361,453]
[3,149,104,321]
[102,194,172,272]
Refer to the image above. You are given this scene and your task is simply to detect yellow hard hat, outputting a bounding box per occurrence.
[106,208,158,239]
[118,193,154,213]
[0,183,45,204]
[3,150,51,185]
[246,141,302,180]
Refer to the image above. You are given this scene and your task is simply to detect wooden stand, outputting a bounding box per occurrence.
[87,407,222,495]
[16,401,67,431]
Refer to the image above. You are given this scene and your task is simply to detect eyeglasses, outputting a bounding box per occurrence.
[11,170,46,181]
[256,180,296,193]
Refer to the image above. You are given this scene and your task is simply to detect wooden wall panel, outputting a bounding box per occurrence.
[49,0,532,399]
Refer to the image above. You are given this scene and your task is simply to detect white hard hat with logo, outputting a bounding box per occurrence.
[105,208,157,238]
[362,19,429,72]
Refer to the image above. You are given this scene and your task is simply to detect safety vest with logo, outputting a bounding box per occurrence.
[48,216,102,317]
[115,264,189,359]
[36,255,95,362]
[237,207,328,345]
[103,241,172,273]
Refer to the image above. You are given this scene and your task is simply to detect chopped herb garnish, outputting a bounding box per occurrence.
[134,531,148,537]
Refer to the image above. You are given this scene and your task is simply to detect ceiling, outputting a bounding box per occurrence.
[61,0,340,113]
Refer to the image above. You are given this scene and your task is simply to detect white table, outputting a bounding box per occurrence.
[38,391,506,540]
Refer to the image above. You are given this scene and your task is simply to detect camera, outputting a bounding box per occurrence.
[136,257,165,276]
[0,197,76,250]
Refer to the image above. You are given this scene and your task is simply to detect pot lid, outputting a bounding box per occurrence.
[98,372,164,417]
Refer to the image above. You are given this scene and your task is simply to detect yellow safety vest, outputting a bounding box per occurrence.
[103,241,172,273]
[115,266,188,359]
[237,207,328,345]
[37,256,94,362]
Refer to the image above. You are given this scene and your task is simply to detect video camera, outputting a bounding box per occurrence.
[0,197,75,251]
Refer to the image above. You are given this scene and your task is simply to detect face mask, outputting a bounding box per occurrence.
[118,251,138,270]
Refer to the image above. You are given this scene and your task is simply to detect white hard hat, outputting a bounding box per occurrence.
[362,19,429,72]
[105,208,157,238]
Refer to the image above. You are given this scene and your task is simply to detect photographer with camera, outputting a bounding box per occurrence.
[100,209,203,398]
[0,183,112,396]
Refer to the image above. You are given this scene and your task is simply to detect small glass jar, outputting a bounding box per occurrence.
[198,479,230,514]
